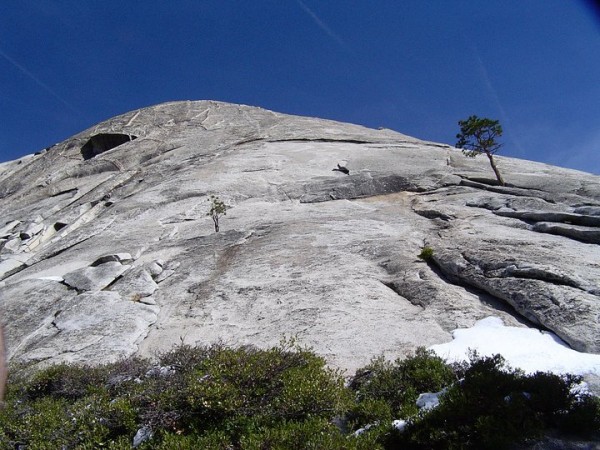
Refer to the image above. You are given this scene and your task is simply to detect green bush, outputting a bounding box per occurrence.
[418,246,434,261]
[349,348,456,424]
[183,342,350,439]
[0,342,350,448]
[1,344,597,449]
[152,429,232,450]
[240,417,381,450]
[391,354,600,449]
[21,363,108,400]
[0,394,137,449]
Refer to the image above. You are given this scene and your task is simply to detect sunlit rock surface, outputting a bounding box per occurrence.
[0,101,598,376]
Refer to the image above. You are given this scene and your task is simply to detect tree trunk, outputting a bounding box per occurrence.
[486,152,505,186]
[213,215,219,232]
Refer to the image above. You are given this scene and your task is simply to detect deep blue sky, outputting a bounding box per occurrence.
[1,1,599,174]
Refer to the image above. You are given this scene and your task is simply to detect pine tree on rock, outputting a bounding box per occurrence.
[456,115,506,186]
[207,195,227,232]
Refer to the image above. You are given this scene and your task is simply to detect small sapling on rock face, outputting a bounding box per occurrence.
[207,195,227,232]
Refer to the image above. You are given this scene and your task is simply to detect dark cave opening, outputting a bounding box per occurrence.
[81,133,137,160]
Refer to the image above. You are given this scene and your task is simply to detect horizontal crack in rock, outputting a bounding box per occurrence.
[413,209,454,222]
[298,174,426,203]
[433,250,600,353]
[459,178,557,203]
[459,253,588,291]
[532,222,600,245]
[266,137,374,145]
[494,210,600,227]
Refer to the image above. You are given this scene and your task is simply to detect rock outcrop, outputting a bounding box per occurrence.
[0,101,599,374]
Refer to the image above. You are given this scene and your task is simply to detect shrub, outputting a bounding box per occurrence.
[0,394,137,449]
[1,345,597,449]
[240,417,383,450]
[418,246,434,261]
[0,342,350,448]
[20,363,108,400]
[152,429,231,450]
[391,353,600,449]
[183,342,350,436]
[348,348,456,425]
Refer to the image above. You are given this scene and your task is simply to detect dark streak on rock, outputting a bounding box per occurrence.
[459,178,557,203]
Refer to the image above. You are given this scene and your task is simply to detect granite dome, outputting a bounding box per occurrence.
[0,101,598,381]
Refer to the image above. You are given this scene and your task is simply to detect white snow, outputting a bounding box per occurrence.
[392,419,407,432]
[430,316,600,376]
[353,422,379,436]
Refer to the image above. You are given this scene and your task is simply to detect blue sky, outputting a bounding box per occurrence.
[1,1,599,174]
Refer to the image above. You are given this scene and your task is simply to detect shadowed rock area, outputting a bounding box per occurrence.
[0,101,598,378]
[81,133,137,160]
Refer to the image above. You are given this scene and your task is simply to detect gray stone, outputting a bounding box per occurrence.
[0,220,20,237]
[494,209,600,227]
[145,365,175,377]
[132,426,153,448]
[0,279,78,360]
[2,238,21,254]
[153,260,179,283]
[154,269,175,284]
[19,291,159,366]
[532,222,600,244]
[145,261,164,278]
[0,100,598,379]
[20,221,45,240]
[37,276,64,282]
[139,296,157,305]
[432,249,600,353]
[0,258,26,280]
[573,206,600,216]
[109,267,158,300]
[63,261,128,291]
[92,253,134,266]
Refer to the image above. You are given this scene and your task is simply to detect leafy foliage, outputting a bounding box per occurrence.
[0,324,6,404]
[0,342,352,449]
[456,115,503,157]
[389,353,600,449]
[1,345,597,449]
[348,348,456,424]
[456,115,506,185]
[207,194,227,232]
[417,246,434,261]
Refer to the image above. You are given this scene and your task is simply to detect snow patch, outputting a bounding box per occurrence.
[430,316,600,376]
[353,422,378,436]
[392,419,407,432]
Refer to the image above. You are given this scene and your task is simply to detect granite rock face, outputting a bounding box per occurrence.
[0,100,599,374]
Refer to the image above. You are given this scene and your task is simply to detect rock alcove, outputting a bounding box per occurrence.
[81,133,137,160]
